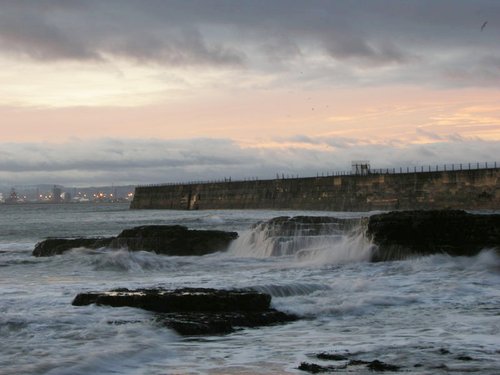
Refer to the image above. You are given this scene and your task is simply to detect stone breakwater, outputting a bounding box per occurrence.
[131,167,500,211]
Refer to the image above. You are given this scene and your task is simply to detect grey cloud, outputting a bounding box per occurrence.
[322,36,411,66]
[0,0,245,66]
[0,0,498,82]
[0,6,99,61]
[0,138,257,174]
[0,137,498,186]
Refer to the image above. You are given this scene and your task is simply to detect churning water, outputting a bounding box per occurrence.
[0,203,499,374]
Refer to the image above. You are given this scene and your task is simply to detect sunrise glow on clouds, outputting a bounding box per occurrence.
[0,0,499,186]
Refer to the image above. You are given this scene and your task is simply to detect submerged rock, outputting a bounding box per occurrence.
[297,362,335,373]
[32,237,113,257]
[366,360,400,372]
[298,353,401,373]
[72,287,297,335]
[33,225,238,257]
[367,210,500,261]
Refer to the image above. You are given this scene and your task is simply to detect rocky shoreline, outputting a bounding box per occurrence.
[33,210,499,261]
[55,209,499,358]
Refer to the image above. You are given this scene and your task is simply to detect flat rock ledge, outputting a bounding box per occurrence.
[72,287,297,335]
[367,210,500,261]
[33,225,238,257]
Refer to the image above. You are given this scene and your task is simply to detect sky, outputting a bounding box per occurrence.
[1,0,499,186]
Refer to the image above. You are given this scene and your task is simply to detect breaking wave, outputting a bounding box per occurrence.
[228,217,375,265]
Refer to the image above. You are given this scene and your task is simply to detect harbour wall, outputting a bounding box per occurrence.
[131,167,500,211]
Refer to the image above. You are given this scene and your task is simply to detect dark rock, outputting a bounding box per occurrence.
[111,225,238,255]
[32,237,113,257]
[72,287,271,312]
[33,225,238,257]
[72,287,297,335]
[157,309,296,335]
[367,210,500,261]
[348,359,370,366]
[456,355,474,361]
[316,352,349,361]
[303,354,401,373]
[297,362,336,373]
[366,360,400,372]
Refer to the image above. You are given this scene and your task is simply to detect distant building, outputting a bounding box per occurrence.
[4,188,20,204]
[52,186,62,203]
[61,192,72,202]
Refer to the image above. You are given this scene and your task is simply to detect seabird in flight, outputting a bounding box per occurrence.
[481,21,488,31]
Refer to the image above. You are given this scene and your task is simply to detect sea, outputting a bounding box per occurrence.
[0,203,499,375]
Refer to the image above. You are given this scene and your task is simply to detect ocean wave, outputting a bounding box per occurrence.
[405,248,500,273]
[0,242,35,252]
[249,283,331,297]
[40,247,180,273]
[86,249,178,272]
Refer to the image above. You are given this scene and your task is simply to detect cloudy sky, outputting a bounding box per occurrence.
[1,0,499,186]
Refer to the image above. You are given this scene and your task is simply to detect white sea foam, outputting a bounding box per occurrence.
[228,220,374,265]
[84,248,176,272]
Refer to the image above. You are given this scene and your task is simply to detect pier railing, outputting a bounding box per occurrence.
[137,161,499,188]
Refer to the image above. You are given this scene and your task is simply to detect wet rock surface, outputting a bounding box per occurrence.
[296,347,486,373]
[72,287,297,335]
[253,215,359,237]
[367,210,500,260]
[33,225,238,257]
[298,352,401,373]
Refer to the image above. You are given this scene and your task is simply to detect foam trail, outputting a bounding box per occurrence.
[295,230,375,265]
[249,283,331,297]
[63,248,178,272]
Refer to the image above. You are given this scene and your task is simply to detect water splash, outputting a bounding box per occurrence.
[228,217,375,264]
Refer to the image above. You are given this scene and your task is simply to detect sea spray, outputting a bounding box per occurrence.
[228,216,375,264]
